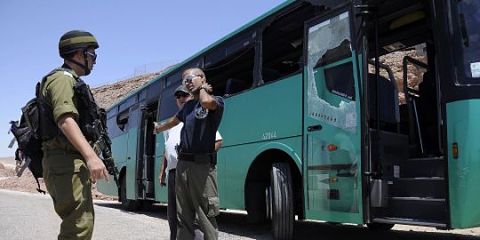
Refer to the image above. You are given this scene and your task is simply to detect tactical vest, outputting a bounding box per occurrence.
[39,68,103,143]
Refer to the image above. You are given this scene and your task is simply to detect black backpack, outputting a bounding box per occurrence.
[9,81,45,193]
[8,69,69,194]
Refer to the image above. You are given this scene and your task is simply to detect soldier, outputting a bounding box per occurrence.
[154,68,224,240]
[40,30,108,240]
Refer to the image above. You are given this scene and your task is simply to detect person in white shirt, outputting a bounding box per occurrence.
[159,85,222,240]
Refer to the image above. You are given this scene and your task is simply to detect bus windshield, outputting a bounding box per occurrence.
[454,0,480,84]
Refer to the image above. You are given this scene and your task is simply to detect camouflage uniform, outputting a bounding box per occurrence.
[41,68,94,240]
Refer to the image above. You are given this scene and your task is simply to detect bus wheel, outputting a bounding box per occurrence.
[271,162,294,240]
[367,222,395,231]
[246,183,269,224]
[141,200,155,211]
[120,175,141,211]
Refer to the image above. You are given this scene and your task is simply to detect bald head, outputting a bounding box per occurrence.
[182,68,205,80]
[182,67,208,95]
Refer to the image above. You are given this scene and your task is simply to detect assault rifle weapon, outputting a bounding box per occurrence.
[74,79,120,188]
[87,116,120,188]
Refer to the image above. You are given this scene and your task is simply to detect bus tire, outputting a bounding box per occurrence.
[246,183,268,224]
[271,162,294,240]
[141,200,154,211]
[367,222,395,231]
[120,175,141,211]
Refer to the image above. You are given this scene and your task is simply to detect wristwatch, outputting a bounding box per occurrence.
[200,85,209,92]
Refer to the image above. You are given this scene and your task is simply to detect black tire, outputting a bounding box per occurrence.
[266,185,272,221]
[141,200,155,211]
[246,183,269,224]
[271,162,294,240]
[120,175,141,211]
[367,222,395,231]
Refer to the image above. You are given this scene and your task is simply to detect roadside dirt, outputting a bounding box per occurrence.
[0,159,115,201]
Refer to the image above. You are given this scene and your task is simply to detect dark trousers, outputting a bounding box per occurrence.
[167,169,177,240]
[168,169,204,240]
[176,160,219,240]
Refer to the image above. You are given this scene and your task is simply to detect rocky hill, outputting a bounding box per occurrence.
[378,48,427,104]
[91,72,162,109]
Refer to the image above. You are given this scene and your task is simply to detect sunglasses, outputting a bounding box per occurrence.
[182,74,201,85]
[85,51,97,61]
[175,93,189,99]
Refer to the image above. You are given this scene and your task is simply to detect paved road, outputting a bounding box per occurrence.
[0,189,268,240]
[0,189,171,240]
[1,189,479,240]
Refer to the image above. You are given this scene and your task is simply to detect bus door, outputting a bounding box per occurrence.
[138,103,157,200]
[445,0,480,228]
[126,103,140,200]
[304,7,363,223]
[154,81,180,202]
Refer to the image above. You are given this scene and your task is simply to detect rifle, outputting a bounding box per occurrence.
[74,80,120,188]
[89,117,120,187]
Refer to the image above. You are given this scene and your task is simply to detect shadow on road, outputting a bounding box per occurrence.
[94,202,480,240]
[95,202,169,220]
[94,202,122,209]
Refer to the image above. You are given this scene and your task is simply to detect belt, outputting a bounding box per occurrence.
[178,152,217,165]
[44,148,81,157]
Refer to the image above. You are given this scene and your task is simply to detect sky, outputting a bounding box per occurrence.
[0,0,286,157]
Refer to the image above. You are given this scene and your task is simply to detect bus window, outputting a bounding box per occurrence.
[307,11,356,132]
[315,39,352,68]
[324,61,355,100]
[261,5,316,83]
[224,78,249,96]
[139,89,147,102]
[145,80,160,104]
[107,116,120,138]
[205,46,255,97]
[107,107,118,119]
[158,82,180,121]
[453,0,480,84]
[166,71,182,88]
[117,110,129,131]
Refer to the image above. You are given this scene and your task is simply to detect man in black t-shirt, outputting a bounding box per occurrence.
[154,68,224,240]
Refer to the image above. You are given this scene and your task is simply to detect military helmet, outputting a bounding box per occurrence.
[59,30,99,58]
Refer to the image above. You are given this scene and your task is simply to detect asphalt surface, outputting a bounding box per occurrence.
[1,189,480,240]
[0,189,170,240]
[0,189,269,240]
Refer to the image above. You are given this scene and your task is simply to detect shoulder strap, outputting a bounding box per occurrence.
[54,67,79,80]
[36,67,79,98]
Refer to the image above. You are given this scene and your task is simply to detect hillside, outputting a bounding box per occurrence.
[91,72,162,109]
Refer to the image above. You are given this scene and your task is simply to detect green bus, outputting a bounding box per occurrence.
[98,0,480,238]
